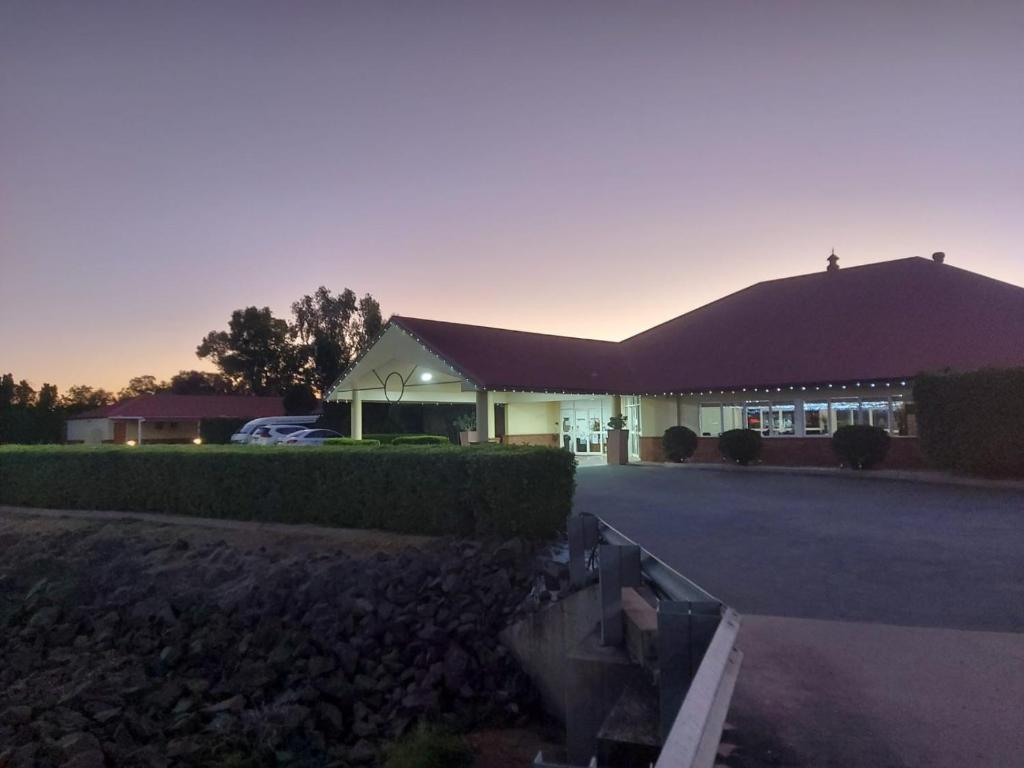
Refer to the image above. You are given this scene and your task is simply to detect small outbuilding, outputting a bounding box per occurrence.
[66,394,285,445]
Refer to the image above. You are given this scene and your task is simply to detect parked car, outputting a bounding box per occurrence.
[249,424,310,445]
[230,415,319,444]
[282,428,344,446]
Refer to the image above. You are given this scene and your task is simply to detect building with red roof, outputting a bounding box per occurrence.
[327,254,1024,465]
[66,394,286,444]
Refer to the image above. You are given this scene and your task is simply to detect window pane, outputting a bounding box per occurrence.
[804,401,829,435]
[771,403,795,435]
[700,403,722,436]
[723,405,744,432]
[861,399,890,431]
[891,395,908,436]
[744,402,770,436]
[831,399,859,431]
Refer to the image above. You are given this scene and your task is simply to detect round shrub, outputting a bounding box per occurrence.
[832,425,891,469]
[391,435,450,446]
[662,426,698,462]
[719,429,762,465]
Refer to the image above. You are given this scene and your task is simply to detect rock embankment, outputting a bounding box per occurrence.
[0,516,561,767]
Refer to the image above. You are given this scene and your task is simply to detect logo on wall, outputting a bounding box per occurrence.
[383,371,406,403]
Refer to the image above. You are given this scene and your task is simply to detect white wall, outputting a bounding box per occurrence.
[506,401,560,435]
[66,418,112,444]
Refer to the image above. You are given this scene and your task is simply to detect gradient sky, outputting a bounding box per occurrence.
[2,1,1022,391]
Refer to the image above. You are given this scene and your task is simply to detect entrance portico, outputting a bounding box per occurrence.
[325,320,625,459]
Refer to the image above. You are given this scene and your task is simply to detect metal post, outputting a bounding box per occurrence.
[657,600,722,740]
[599,543,642,646]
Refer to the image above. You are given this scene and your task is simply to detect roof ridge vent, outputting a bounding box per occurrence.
[826,249,840,273]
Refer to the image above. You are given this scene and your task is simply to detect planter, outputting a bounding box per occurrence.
[460,430,480,446]
[606,429,629,465]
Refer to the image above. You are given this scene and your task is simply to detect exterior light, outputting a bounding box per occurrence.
[126,440,137,447]
[193,437,203,445]
[420,372,433,382]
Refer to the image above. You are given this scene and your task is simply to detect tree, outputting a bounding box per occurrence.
[168,370,239,395]
[13,379,35,407]
[197,307,298,395]
[290,287,384,395]
[118,374,164,401]
[282,383,319,416]
[36,383,59,412]
[61,385,115,415]
[0,373,14,409]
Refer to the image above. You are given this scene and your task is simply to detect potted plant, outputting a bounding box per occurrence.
[606,413,629,465]
[454,412,478,446]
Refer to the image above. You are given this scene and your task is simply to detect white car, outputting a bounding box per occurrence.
[249,424,310,445]
[282,428,344,446]
[231,415,320,444]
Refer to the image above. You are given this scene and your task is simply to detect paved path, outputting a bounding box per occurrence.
[574,465,1024,768]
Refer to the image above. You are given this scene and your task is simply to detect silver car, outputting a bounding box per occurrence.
[282,428,344,446]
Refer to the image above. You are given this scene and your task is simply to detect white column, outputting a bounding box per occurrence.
[350,390,362,440]
[475,389,490,443]
[794,399,806,437]
[137,418,144,445]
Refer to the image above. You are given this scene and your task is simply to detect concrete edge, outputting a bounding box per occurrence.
[634,462,1024,493]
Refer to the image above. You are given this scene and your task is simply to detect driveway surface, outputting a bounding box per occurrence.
[574,465,1024,768]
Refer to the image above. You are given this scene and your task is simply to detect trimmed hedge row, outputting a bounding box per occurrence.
[914,368,1024,478]
[0,445,576,538]
[363,434,443,445]
[323,438,381,447]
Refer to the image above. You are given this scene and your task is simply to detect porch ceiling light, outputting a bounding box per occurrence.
[420,372,433,382]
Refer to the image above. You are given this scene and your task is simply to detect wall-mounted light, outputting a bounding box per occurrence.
[420,372,433,382]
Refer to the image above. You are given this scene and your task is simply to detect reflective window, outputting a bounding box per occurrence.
[744,402,770,436]
[700,403,723,436]
[861,400,890,431]
[804,402,829,434]
[830,399,860,431]
[770,403,796,435]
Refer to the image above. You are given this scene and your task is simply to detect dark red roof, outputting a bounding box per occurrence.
[394,317,629,393]
[391,258,1024,394]
[70,394,286,421]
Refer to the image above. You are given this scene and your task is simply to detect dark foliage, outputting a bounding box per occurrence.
[914,368,1024,478]
[661,426,698,462]
[831,425,891,469]
[391,435,450,446]
[718,429,762,465]
[283,384,320,415]
[0,445,575,538]
[199,418,248,445]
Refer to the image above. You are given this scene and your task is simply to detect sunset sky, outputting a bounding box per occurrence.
[2,1,1022,392]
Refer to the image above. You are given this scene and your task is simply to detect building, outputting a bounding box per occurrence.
[67,394,285,444]
[327,254,1024,466]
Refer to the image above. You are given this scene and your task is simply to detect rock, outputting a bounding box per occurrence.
[203,694,245,714]
[1,705,32,725]
[62,750,106,768]
[129,597,175,625]
[348,739,377,764]
[28,605,62,629]
[58,731,102,756]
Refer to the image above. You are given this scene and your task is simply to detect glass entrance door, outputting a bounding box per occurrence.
[560,401,606,454]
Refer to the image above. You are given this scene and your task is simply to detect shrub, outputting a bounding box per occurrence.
[915,368,1024,477]
[364,433,434,445]
[831,425,891,469]
[391,435,450,446]
[383,724,474,768]
[323,438,381,447]
[661,426,698,462]
[0,444,573,538]
[718,429,762,465]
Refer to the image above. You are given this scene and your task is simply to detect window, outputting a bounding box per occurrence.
[722,405,744,432]
[804,402,829,434]
[624,396,642,458]
[700,403,723,436]
[891,395,908,436]
[744,402,770,436]
[770,403,796,435]
[830,398,860,431]
[861,400,890,431]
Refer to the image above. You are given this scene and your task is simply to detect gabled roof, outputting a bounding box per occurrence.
[343,257,1024,395]
[392,316,630,393]
[70,394,286,421]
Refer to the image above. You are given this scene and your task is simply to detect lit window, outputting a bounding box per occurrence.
[770,403,795,436]
[804,402,829,435]
[699,403,723,436]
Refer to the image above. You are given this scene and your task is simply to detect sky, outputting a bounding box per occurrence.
[1,1,1022,392]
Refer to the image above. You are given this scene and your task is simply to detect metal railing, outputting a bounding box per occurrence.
[565,513,743,768]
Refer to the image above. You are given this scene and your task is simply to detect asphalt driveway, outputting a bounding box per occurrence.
[574,465,1024,767]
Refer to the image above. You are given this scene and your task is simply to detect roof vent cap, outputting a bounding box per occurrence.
[826,249,839,272]
[932,251,945,264]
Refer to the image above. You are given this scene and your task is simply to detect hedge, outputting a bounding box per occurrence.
[914,368,1024,478]
[0,445,576,539]
[391,435,450,446]
[363,434,438,445]
[323,438,382,447]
